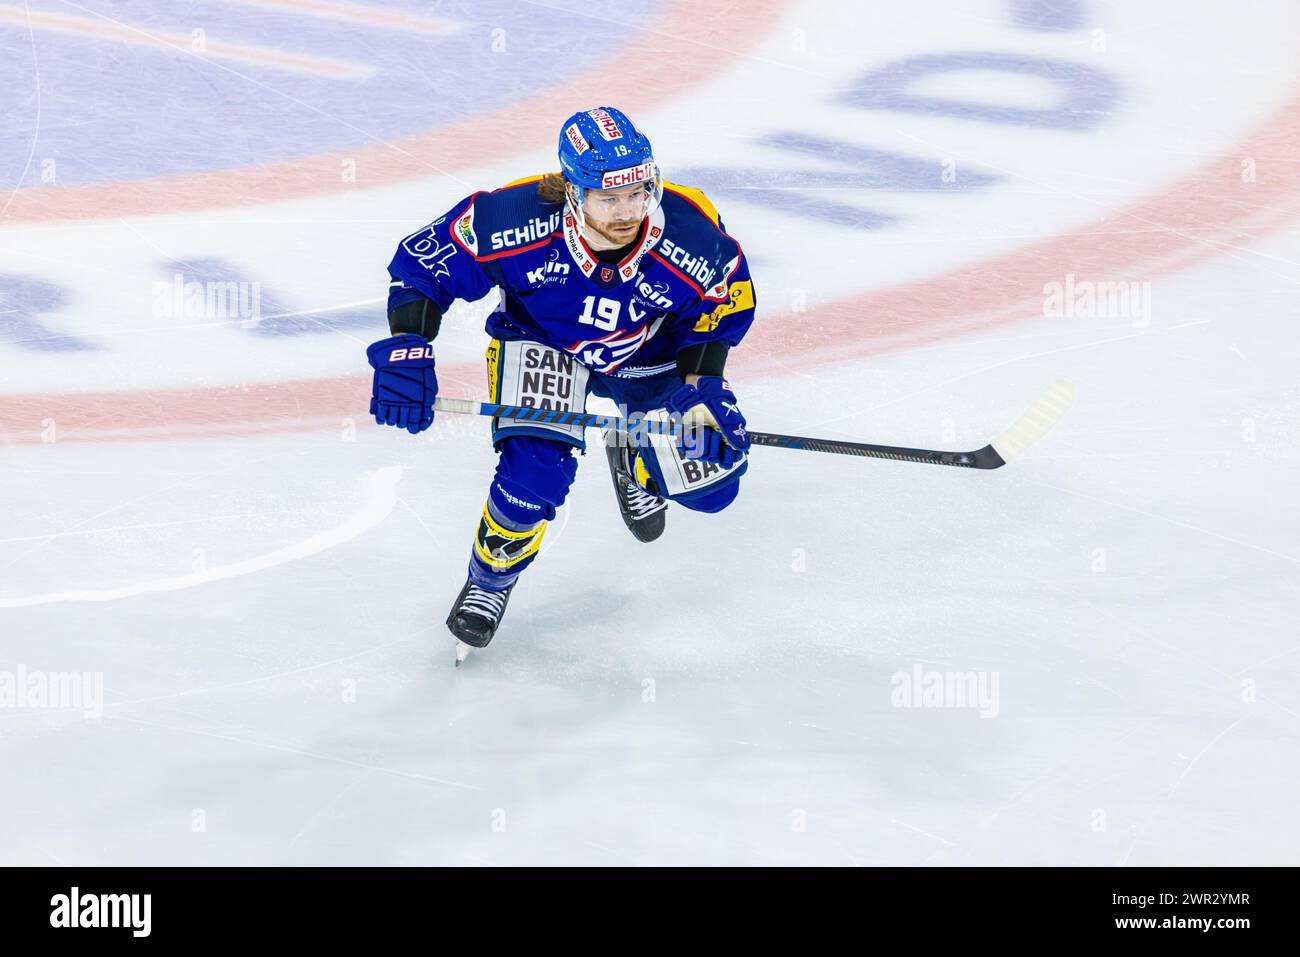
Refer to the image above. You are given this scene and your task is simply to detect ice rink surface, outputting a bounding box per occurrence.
[1,0,1298,865]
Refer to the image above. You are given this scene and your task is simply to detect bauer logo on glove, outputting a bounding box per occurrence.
[388,345,435,362]
[367,333,439,435]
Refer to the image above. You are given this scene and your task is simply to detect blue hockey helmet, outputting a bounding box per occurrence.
[557,107,662,219]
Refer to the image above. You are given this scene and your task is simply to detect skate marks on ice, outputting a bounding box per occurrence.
[0,466,402,608]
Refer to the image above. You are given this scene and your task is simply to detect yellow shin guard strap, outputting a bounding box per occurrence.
[473,505,546,570]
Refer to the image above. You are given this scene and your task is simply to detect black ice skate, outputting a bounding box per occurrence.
[604,429,667,543]
[447,578,515,665]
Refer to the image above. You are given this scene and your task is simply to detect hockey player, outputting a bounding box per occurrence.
[367,106,757,654]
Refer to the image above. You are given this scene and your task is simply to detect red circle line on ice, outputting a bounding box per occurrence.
[3,49,1300,444]
[0,0,786,223]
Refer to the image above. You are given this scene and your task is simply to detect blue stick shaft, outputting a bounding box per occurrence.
[433,398,682,437]
[435,395,982,463]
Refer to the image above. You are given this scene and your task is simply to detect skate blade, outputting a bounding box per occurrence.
[454,641,473,667]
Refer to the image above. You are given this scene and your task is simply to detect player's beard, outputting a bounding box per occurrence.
[585,217,644,249]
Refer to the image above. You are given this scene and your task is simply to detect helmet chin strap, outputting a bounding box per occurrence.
[564,184,591,239]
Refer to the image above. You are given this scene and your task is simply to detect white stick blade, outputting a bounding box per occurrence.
[990,381,1075,462]
[434,398,482,416]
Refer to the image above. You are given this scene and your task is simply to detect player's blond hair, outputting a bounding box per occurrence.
[537,172,567,204]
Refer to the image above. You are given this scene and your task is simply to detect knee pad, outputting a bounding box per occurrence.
[490,436,579,524]
[629,423,746,510]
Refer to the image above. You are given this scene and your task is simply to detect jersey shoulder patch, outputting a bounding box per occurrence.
[463,175,564,261]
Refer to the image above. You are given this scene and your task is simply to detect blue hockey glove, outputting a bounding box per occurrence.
[666,375,749,467]
[367,334,438,434]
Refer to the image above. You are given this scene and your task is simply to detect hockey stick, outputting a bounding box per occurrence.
[431,381,1073,470]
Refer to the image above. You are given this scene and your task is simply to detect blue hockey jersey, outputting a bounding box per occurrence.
[386,174,756,377]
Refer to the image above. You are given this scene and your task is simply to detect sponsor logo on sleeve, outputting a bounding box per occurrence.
[489,209,563,251]
[402,225,458,279]
[658,237,718,289]
[692,279,754,332]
